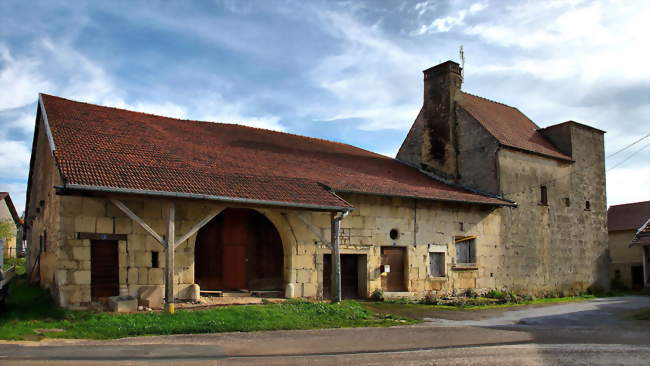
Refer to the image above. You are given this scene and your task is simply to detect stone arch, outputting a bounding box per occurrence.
[194,208,285,291]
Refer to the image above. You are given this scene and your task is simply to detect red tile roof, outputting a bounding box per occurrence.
[458,92,572,161]
[40,94,511,210]
[608,201,650,231]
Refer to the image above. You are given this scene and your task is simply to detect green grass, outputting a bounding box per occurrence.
[362,295,598,320]
[0,280,417,340]
[3,257,26,275]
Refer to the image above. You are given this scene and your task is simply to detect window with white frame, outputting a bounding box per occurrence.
[455,236,476,265]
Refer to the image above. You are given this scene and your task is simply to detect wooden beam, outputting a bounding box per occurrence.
[174,207,224,249]
[330,212,342,303]
[77,232,128,241]
[296,214,329,246]
[110,199,165,247]
[165,202,175,313]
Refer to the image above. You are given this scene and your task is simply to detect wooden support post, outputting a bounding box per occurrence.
[165,202,175,314]
[330,212,342,303]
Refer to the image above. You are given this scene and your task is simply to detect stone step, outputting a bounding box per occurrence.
[199,290,223,297]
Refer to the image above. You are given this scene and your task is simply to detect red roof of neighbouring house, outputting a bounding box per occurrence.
[631,219,650,246]
[608,201,650,232]
[0,192,22,225]
[458,92,572,161]
[39,94,511,210]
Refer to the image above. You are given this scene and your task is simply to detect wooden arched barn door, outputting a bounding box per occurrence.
[195,208,284,291]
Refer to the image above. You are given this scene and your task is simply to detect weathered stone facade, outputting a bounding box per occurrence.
[25,60,609,309]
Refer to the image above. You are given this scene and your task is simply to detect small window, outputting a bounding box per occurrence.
[540,186,548,205]
[585,200,591,210]
[43,231,47,253]
[151,251,159,268]
[564,197,570,207]
[389,229,399,240]
[459,222,464,231]
[455,237,476,265]
[39,235,44,253]
[429,252,445,277]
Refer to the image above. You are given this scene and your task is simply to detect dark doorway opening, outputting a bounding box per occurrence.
[631,265,644,290]
[381,246,406,292]
[194,208,284,291]
[90,240,119,300]
[323,254,365,299]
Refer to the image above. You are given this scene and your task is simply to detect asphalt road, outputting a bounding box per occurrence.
[0,296,648,365]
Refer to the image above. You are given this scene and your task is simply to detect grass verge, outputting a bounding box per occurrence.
[0,280,417,340]
[362,295,597,320]
[2,257,26,275]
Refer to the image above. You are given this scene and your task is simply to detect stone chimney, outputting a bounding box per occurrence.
[397,60,462,180]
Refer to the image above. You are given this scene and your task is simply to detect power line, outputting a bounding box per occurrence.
[606,133,649,159]
[606,139,650,172]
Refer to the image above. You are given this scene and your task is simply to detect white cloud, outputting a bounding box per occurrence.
[0,44,52,110]
[0,140,31,180]
[0,182,27,215]
[413,1,486,35]
[308,9,427,131]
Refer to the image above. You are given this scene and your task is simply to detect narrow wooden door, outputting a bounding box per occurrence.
[91,240,119,299]
[222,209,248,289]
[323,254,360,299]
[381,247,406,292]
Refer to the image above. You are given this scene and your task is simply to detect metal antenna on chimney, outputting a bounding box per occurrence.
[459,45,465,84]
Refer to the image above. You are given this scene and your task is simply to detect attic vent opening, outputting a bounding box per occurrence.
[585,200,591,211]
[389,229,399,240]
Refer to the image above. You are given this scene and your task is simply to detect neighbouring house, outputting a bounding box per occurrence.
[608,201,650,289]
[24,60,608,310]
[0,192,22,260]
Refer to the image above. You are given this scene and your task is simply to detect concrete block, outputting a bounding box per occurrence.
[137,285,163,309]
[188,283,200,302]
[108,296,138,313]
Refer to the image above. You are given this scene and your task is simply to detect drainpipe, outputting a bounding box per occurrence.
[331,210,349,303]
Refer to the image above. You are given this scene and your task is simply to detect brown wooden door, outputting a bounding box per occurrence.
[323,254,359,299]
[381,247,406,292]
[195,214,224,290]
[222,209,248,289]
[91,240,119,299]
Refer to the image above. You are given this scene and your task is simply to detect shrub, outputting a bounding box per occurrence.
[420,291,440,305]
[370,288,384,301]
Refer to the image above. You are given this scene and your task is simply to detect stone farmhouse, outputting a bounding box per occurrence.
[608,201,650,289]
[24,61,608,310]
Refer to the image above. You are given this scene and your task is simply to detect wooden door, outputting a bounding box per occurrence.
[222,209,248,289]
[381,247,406,292]
[323,254,359,299]
[91,240,119,299]
[195,215,224,290]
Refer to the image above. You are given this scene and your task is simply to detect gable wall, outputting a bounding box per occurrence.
[26,114,64,293]
[496,132,608,294]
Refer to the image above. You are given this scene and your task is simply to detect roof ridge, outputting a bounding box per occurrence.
[40,93,391,160]
[609,201,650,208]
[460,91,518,110]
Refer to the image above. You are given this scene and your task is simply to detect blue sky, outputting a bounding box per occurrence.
[1,0,649,212]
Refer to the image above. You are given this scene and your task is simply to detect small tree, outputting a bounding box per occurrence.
[0,219,16,241]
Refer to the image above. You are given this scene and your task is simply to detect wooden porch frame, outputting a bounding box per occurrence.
[109,199,223,313]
